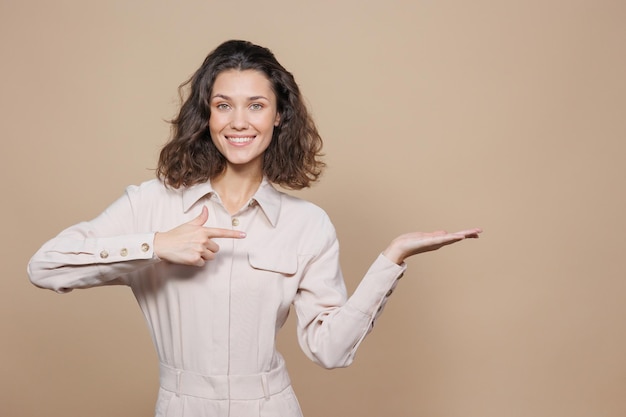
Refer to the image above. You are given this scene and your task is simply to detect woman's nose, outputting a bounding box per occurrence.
[230,109,249,130]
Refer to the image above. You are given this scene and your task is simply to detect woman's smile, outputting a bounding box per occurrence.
[225,135,256,145]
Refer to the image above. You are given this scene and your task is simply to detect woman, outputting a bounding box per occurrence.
[28,40,481,417]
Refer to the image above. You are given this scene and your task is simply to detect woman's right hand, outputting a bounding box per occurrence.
[154,206,246,266]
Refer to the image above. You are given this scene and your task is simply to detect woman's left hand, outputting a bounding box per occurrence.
[382,228,482,265]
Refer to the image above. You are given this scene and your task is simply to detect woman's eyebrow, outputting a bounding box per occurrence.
[211,94,269,101]
[211,93,230,100]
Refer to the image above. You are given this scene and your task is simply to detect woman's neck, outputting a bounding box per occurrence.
[211,165,263,215]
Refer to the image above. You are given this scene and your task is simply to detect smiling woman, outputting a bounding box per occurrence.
[27,40,481,417]
[156,40,325,192]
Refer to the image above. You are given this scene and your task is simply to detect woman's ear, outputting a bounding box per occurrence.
[274,113,281,127]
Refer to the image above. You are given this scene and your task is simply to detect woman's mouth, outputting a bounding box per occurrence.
[226,136,255,144]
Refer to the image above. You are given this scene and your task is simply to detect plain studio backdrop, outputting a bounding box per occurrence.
[1,1,625,416]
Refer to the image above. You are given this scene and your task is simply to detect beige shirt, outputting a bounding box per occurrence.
[28,178,406,415]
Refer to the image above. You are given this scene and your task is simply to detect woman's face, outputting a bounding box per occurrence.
[209,69,280,173]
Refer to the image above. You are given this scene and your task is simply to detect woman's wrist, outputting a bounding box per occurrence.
[382,243,405,265]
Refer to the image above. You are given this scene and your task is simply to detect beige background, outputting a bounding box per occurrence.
[1,0,625,416]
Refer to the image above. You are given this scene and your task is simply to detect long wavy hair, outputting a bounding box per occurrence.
[157,40,325,189]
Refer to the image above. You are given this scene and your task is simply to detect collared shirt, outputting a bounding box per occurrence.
[28,178,405,414]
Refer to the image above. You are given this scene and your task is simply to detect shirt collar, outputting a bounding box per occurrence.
[181,177,282,227]
[252,178,282,227]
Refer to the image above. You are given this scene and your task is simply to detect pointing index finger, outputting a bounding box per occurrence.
[206,227,247,239]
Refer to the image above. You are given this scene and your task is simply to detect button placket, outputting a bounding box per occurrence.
[230,200,258,231]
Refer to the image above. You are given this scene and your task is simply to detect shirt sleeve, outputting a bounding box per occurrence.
[293,214,406,369]
[27,185,160,293]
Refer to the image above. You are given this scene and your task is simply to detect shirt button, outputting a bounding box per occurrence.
[120,248,128,257]
[99,250,109,259]
[385,289,394,297]
[248,200,257,207]
[232,218,240,226]
[141,243,150,252]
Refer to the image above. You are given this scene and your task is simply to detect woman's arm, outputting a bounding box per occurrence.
[294,215,481,369]
[27,186,159,293]
[28,186,247,293]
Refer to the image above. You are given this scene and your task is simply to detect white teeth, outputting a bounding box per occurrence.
[227,136,254,143]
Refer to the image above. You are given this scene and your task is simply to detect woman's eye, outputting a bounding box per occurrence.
[216,103,230,110]
[250,103,263,110]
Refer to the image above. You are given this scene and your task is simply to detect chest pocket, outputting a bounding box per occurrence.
[247,249,298,276]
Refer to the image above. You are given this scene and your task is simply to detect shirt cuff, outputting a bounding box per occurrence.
[93,233,156,263]
[347,253,406,316]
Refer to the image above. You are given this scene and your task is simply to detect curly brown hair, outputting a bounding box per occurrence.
[157,40,325,189]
